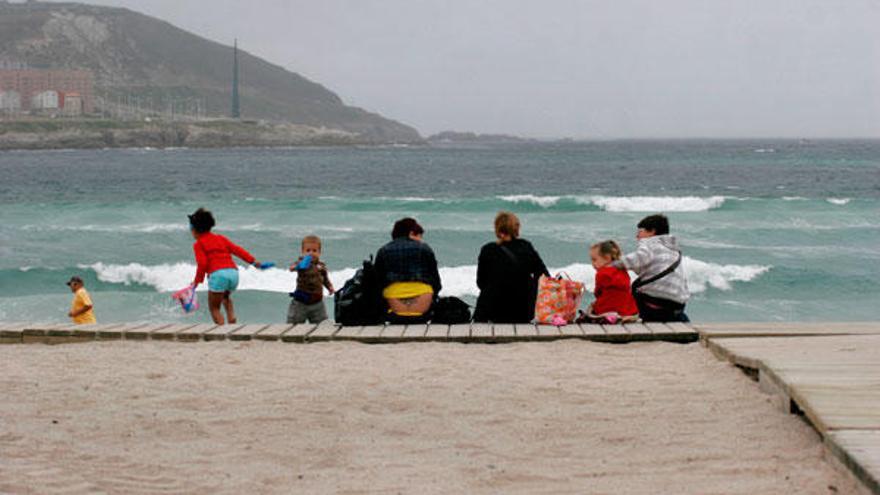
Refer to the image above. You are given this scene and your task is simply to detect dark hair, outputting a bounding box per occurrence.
[391,217,424,239]
[637,214,670,235]
[189,208,216,234]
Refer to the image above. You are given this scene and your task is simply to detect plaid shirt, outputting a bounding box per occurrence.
[622,235,690,304]
[374,238,442,294]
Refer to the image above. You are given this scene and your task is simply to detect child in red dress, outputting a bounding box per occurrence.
[587,240,639,323]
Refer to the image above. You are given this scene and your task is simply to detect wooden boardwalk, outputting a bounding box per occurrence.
[699,322,880,494]
[0,321,697,345]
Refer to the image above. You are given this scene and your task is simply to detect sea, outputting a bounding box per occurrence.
[1,140,878,324]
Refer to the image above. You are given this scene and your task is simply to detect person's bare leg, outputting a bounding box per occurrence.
[208,292,225,325]
[222,291,237,324]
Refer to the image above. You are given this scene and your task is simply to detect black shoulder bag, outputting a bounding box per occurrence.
[631,252,682,293]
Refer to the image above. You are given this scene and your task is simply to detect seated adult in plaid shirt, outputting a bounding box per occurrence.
[374,218,442,322]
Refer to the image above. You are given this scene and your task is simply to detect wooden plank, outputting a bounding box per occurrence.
[27,323,79,343]
[0,323,25,344]
[826,430,880,494]
[333,326,363,341]
[579,323,607,341]
[72,323,129,341]
[644,322,673,337]
[695,322,880,339]
[380,325,407,342]
[493,324,517,342]
[533,324,561,341]
[469,323,492,343]
[448,323,471,342]
[623,323,653,341]
[150,324,196,340]
[423,324,448,341]
[556,324,584,339]
[228,324,267,341]
[202,324,243,341]
[357,325,386,343]
[665,322,694,334]
[281,324,315,343]
[512,323,537,340]
[177,323,218,342]
[308,321,339,342]
[253,324,292,342]
[401,325,429,341]
[96,323,144,340]
[22,323,68,344]
[120,323,169,340]
[602,324,630,343]
[60,323,101,341]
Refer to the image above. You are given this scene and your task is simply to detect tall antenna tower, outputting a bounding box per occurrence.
[231,39,241,119]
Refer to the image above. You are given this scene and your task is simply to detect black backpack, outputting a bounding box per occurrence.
[334,257,385,326]
[431,296,472,325]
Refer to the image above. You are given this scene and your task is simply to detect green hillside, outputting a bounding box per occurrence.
[0,2,422,143]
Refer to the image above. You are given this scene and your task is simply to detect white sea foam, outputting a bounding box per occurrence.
[22,223,356,234]
[586,195,727,212]
[85,257,770,298]
[498,194,728,212]
[498,194,562,208]
[826,198,851,206]
[22,223,184,233]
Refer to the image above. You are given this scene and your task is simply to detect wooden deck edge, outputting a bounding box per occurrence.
[0,322,698,345]
[825,432,880,495]
[706,335,880,495]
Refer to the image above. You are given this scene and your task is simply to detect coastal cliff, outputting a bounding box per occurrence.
[0,2,422,145]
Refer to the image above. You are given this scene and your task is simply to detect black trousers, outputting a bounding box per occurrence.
[634,292,690,323]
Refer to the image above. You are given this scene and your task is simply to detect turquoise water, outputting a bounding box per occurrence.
[1,141,878,323]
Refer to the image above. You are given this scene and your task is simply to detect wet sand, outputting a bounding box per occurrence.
[0,341,867,494]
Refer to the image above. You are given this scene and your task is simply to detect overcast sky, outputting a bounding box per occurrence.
[47,0,880,138]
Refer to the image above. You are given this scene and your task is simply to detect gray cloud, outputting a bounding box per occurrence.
[44,0,880,137]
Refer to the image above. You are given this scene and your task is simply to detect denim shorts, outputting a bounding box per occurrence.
[208,268,239,293]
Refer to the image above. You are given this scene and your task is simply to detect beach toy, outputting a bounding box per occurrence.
[550,314,567,327]
[254,262,276,270]
[603,312,620,325]
[172,284,199,313]
[295,255,313,271]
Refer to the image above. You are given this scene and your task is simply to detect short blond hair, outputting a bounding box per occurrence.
[494,211,520,240]
[301,235,322,250]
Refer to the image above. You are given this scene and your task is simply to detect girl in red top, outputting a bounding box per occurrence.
[189,208,272,325]
[587,240,639,323]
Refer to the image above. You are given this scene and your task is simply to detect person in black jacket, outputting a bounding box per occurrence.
[474,211,549,323]
[374,217,442,322]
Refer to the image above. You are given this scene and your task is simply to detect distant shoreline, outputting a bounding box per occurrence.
[1,121,876,152]
[0,119,424,151]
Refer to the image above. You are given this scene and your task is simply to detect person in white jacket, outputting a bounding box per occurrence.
[617,215,690,322]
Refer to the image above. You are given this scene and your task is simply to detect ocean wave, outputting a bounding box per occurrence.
[587,196,727,212]
[21,223,183,233]
[20,223,356,234]
[82,257,770,298]
[497,194,563,208]
[498,195,727,212]
[826,198,851,206]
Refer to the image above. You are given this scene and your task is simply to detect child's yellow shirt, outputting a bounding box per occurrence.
[70,288,96,324]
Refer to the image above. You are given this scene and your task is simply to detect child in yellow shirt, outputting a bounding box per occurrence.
[67,276,96,324]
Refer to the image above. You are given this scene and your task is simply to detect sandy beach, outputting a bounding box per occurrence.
[0,340,867,495]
